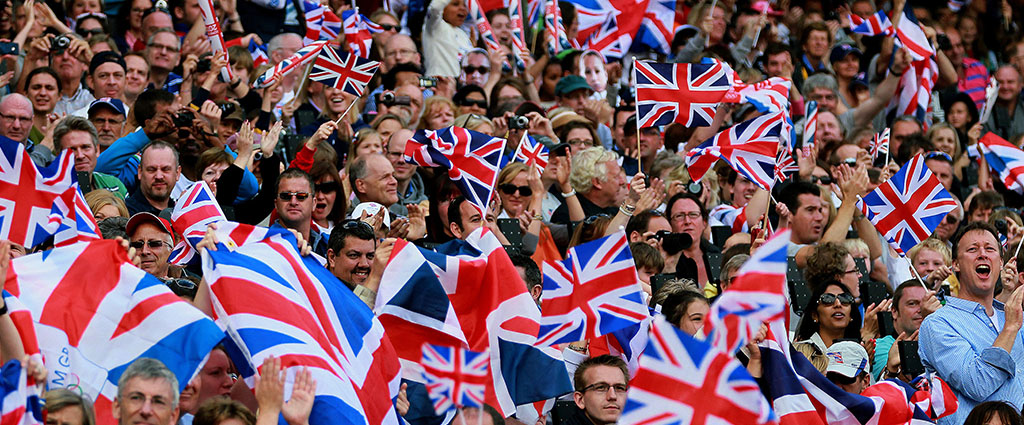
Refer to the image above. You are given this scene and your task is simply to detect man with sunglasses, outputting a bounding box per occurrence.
[273,168,328,256]
[126,212,175,278]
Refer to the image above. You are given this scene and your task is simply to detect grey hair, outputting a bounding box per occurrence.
[53,116,100,150]
[267,32,302,55]
[802,73,839,96]
[117,358,179,408]
[146,28,179,48]
[348,152,386,190]
[720,254,749,283]
[569,147,619,194]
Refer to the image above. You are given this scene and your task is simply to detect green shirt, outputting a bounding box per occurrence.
[91,172,128,199]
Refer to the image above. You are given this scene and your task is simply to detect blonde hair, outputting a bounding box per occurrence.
[926,122,962,159]
[569,147,618,194]
[497,162,530,186]
[417,96,457,130]
[842,238,870,258]
[453,113,494,133]
[84,189,128,218]
[908,237,952,266]
[348,128,384,161]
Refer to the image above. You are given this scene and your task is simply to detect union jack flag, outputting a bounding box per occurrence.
[895,7,934,61]
[537,230,648,347]
[622,315,777,425]
[775,147,798,184]
[857,154,957,255]
[724,76,792,114]
[634,0,679,55]
[582,12,629,60]
[403,127,506,213]
[589,312,652,375]
[507,0,530,59]
[201,231,403,425]
[252,40,328,88]
[52,183,101,247]
[848,10,893,36]
[870,128,891,162]
[978,132,1024,193]
[247,38,268,68]
[701,230,790,355]
[0,360,42,425]
[861,378,954,425]
[342,9,382,58]
[802,100,817,152]
[303,0,342,45]
[168,181,224,264]
[512,135,549,173]
[544,0,576,55]
[6,240,225,425]
[310,46,380,96]
[420,344,489,415]
[686,111,784,191]
[0,137,75,249]
[526,0,543,30]
[635,59,732,129]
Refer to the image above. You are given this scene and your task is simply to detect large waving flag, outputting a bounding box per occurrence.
[252,40,329,88]
[403,127,505,213]
[588,312,652,376]
[6,240,225,425]
[201,231,402,425]
[310,46,381,96]
[701,230,790,354]
[635,59,732,129]
[0,136,75,248]
[622,315,777,425]
[420,344,489,415]
[685,111,784,191]
[634,0,678,55]
[0,360,43,425]
[978,132,1024,193]
[566,0,678,55]
[857,153,957,255]
[537,230,648,347]
[375,228,573,418]
[303,0,342,45]
[511,135,549,174]
[848,10,893,36]
[582,13,629,60]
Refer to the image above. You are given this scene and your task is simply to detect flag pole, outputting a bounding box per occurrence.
[335,94,361,125]
[752,2,768,47]
[904,254,929,288]
[632,56,642,174]
[705,0,718,46]
[1013,231,1024,259]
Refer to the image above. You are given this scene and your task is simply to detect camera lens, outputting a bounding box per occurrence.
[687,182,702,194]
[381,92,396,104]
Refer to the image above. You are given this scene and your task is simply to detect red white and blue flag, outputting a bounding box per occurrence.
[341,10,382,59]
[621,315,777,425]
[686,111,784,191]
[0,136,76,249]
[565,0,679,55]
[701,230,790,355]
[848,10,893,36]
[310,46,381,96]
[802,100,817,152]
[52,183,101,247]
[895,8,934,61]
[403,127,506,213]
[247,38,268,68]
[169,181,225,265]
[507,0,530,59]
[857,153,957,255]
[775,147,799,184]
[977,133,1024,193]
[6,240,225,425]
[420,344,489,415]
[725,76,792,114]
[890,57,939,130]
[861,377,956,425]
[870,128,891,162]
[635,59,732,129]
[589,312,652,376]
[582,13,629,60]
[303,0,342,45]
[537,230,648,346]
[375,228,574,418]
[201,231,403,425]
[512,135,549,173]
[0,360,42,425]
[252,40,329,88]
[544,0,576,55]
[469,0,502,53]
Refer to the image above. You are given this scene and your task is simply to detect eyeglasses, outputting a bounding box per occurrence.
[843,267,861,275]
[458,98,488,109]
[0,113,31,123]
[130,239,169,250]
[385,48,416,58]
[463,65,489,75]
[945,215,960,224]
[671,211,702,222]
[581,383,629,394]
[147,42,179,52]
[379,23,400,31]
[278,191,310,201]
[567,138,594,147]
[499,183,532,197]
[583,213,610,225]
[76,28,105,37]
[315,181,340,193]
[810,175,833,185]
[819,293,855,306]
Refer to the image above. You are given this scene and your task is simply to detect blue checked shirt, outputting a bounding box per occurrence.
[919,296,1024,424]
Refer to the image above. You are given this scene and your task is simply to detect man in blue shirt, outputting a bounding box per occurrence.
[919,222,1024,424]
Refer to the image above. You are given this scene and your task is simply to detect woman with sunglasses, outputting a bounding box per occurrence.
[496,162,547,254]
[310,160,347,233]
[795,280,865,354]
[453,85,488,116]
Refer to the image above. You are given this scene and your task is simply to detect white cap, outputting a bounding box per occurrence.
[350,202,391,228]
[825,341,869,378]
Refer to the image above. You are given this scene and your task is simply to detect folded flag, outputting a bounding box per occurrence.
[168,181,225,265]
[420,344,489,415]
[201,231,402,425]
[403,127,505,213]
[686,111,784,191]
[979,132,1024,194]
[635,59,732,129]
[253,40,329,88]
[894,7,934,61]
[52,183,101,247]
[341,9,382,59]
[310,46,381,96]
[621,315,777,425]
[0,136,76,248]
[6,240,225,425]
[802,100,817,152]
[538,230,648,347]
[857,154,956,255]
[544,0,575,55]
[248,39,268,69]
[196,0,234,82]
[724,76,791,114]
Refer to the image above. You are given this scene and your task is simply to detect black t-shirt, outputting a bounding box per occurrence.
[549,193,619,225]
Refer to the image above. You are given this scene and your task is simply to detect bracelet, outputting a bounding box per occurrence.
[889,66,905,76]
[620,203,636,216]
[532,212,543,221]
[561,189,576,198]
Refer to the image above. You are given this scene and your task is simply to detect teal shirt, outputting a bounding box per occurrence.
[872,335,895,381]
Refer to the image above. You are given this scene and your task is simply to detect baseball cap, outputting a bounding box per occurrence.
[555,75,593,96]
[126,212,175,243]
[825,341,869,379]
[87,97,126,118]
[89,50,126,75]
[829,44,862,64]
[218,101,245,123]
[850,72,870,90]
[350,202,391,228]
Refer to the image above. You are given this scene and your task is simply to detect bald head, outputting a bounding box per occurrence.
[268,33,302,64]
[0,94,33,143]
[383,34,420,71]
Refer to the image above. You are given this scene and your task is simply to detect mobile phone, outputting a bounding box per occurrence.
[898,340,924,377]
[860,281,889,308]
[496,218,523,248]
[418,76,437,88]
[76,171,92,194]
[878,311,896,337]
[0,42,18,56]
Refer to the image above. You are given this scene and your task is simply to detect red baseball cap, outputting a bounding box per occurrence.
[126,212,176,243]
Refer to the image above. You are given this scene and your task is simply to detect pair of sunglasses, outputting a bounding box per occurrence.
[499,183,532,197]
[278,191,310,201]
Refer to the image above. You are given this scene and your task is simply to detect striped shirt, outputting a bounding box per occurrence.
[919,296,1024,425]
[959,58,990,111]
